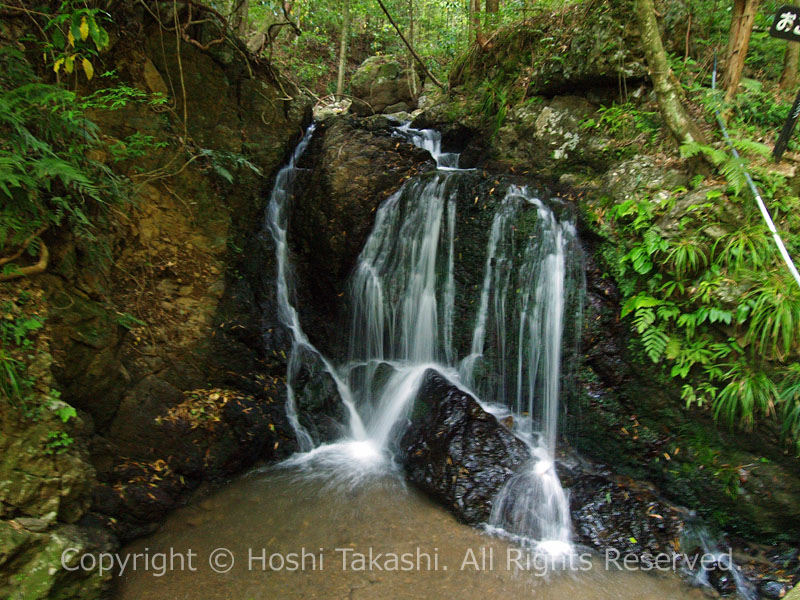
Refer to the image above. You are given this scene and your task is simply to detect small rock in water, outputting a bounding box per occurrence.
[759,580,786,599]
[706,563,738,596]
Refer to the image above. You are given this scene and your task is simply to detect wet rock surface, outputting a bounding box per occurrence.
[399,370,531,525]
[558,454,797,599]
[288,116,433,354]
[291,346,346,445]
[560,457,688,559]
[90,384,297,542]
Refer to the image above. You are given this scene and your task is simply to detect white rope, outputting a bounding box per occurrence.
[711,57,800,290]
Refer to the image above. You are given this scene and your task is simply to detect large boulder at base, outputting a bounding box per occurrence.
[91,384,296,542]
[350,56,420,115]
[399,370,531,524]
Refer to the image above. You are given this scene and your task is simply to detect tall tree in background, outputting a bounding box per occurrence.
[485,0,499,30]
[408,0,419,98]
[780,41,800,90]
[723,0,760,102]
[233,0,249,36]
[469,0,482,45]
[634,0,707,145]
[336,0,350,98]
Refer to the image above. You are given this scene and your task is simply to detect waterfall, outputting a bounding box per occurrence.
[267,122,583,553]
[264,125,368,455]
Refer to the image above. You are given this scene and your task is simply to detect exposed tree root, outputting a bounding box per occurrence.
[0,240,49,282]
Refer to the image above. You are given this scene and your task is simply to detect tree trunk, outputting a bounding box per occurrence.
[375,0,444,89]
[408,0,418,98]
[633,0,706,146]
[723,0,760,102]
[336,0,350,98]
[485,0,499,30]
[233,0,249,36]
[470,0,482,44]
[781,41,800,90]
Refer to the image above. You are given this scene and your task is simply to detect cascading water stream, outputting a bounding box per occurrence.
[264,125,368,454]
[267,121,583,554]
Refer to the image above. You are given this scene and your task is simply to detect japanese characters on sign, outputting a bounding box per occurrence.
[770,5,800,41]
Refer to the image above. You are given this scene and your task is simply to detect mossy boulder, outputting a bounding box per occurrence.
[449,0,645,97]
[0,521,112,600]
[493,95,608,177]
[350,56,420,115]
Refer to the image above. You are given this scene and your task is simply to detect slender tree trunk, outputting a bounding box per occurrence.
[336,0,350,98]
[485,0,499,30]
[470,0,482,44]
[781,41,800,90]
[408,0,418,98]
[233,0,249,36]
[375,0,444,88]
[723,0,760,102]
[634,0,706,146]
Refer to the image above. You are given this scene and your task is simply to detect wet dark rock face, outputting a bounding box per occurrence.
[291,346,346,445]
[90,383,297,543]
[399,370,531,525]
[289,116,433,356]
[560,458,687,559]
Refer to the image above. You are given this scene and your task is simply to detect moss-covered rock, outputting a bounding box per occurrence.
[0,521,112,600]
[350,56,419,115]
[493,95,608,178]
[449,0,645,97]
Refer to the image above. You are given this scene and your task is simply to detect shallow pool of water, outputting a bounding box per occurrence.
[116,469,707,599]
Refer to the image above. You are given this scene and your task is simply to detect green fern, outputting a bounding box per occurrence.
[743,274,800,359]
[664,238,708,278]
[713,224,772,273]
[713,362,778,429]
[780,365,800,448]
[679,141,748,196]
[0,46,137,259]
[642,326,670,363]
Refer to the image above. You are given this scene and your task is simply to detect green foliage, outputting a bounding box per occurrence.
[0,300,44,409]
[0,47,161,271]
[581,102,660,146]
[742,274,800,358]
[109,133,169,163]
[197,148,264,184]
[664,238,708,278]
[603,160,800,445]
[478,78,510,133]
[780,364,800,451]
[45,1,111,81]
[713,361,778,428]
[46,431,75,454]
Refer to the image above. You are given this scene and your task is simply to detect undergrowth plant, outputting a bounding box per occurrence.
[0,3,159,436]
[602,149,800,450]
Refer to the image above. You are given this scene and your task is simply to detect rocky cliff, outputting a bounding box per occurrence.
[0,4,309,597]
